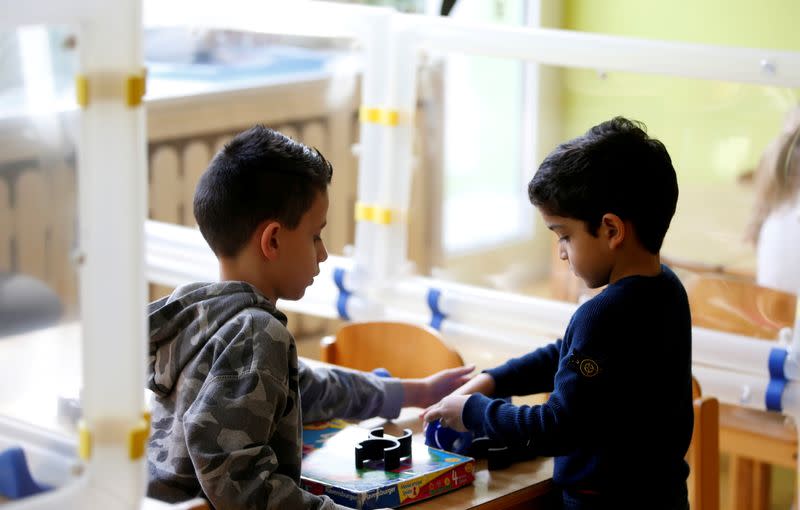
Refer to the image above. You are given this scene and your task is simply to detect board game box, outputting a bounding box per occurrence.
[301,420,475,509]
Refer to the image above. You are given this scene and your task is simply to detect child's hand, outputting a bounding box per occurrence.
[422,394,470,432]
[418,365,475,408]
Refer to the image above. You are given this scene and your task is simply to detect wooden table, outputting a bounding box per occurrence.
[301,358,557,508]
[353,409,556,510]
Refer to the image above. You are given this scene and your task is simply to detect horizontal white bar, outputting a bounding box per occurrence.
[145,0,800,88]
[410,17,800,87]
[693,364,800,415]
[9,1,799,90]
[692,326,782,377]
[0,0,104,28]
[143,0,386,38]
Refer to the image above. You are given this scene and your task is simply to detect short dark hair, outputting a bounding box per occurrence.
[193,125,333,256]
[528,117,678,254]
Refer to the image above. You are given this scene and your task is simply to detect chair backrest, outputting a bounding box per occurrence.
[683,274,796,339]
[320,321,464,378]
[688,376,720,510]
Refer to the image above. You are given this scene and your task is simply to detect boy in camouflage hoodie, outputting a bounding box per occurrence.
[146,125,473,509]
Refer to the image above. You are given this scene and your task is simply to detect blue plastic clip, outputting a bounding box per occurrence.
[427,288,446,330]
[766,347,788,411]
[333,267,351,321]
[0,447,51,499]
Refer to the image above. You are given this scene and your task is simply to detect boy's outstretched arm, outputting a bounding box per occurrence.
[300,362,404,422]
[299,362,474,422]
[461,358,602,456]
[423,338,598,455]
[423,353,602,454]
[419,371,495,421]
[486,340,562,397]
[398,364,475,408]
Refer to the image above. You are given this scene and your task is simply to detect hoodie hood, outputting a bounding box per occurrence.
[147,281,286,397]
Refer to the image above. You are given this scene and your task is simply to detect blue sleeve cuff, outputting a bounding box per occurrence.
[463,393,493,436]
[378,378,404,419]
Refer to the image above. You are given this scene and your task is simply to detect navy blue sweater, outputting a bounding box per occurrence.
[462,265,693,503]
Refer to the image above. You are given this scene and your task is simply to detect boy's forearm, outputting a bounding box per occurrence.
[401,372,496,408]
[452,372,495,397]
[400,379,427,408]
[300,363,404,421]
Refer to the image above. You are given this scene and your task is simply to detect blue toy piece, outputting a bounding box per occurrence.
[371,368,391,378]
[424,418,537,470]
[423,419,473,455]
[0,447,52,499]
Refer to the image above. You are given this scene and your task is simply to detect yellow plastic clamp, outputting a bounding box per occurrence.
[125,70,147,107]
[77,412,151,461]
[78,420,91,460]
[355,202,394,225]
[128,412,151,460]
[359,107,400,126]
[74,69,147,108]
[75,75,89,108]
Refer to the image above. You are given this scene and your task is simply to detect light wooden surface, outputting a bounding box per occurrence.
[321,321,465,379]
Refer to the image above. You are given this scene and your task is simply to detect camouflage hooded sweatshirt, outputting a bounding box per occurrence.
[147,281,404,509]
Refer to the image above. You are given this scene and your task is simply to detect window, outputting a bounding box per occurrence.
[440,1,532,255]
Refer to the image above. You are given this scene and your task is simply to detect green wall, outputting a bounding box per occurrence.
[561,0,800,183]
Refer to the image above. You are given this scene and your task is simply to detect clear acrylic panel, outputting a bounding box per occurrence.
[425,0,538,292]
[144,27,357,100]
[430,57,800,300]
[442,53,527,255]
[0,24,82,433]
[141,22,362,342]
[557,66,799,279]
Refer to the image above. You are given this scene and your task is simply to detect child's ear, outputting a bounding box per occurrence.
[601,213,625,249]
[259,221,281,261]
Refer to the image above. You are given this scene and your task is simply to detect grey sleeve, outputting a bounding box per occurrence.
[299,360,404,423]
[182,371,345,510]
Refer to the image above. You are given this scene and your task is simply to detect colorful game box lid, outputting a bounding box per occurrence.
[301,420,475,509]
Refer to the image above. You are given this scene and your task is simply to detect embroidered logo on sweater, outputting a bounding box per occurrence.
[567,350,602,378]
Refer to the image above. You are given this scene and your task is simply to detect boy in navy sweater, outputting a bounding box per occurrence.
[424,117,692,509]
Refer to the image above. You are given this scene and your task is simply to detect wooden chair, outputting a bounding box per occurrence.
[684,274,797,510]
[320,321,464,378]
[685,274,796,339]
[690,376,721,510]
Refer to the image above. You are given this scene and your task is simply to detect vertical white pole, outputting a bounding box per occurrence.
[76,0,147,505]
[378,16,417,284]
[351,9,418,318]
[353,9,392,291]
